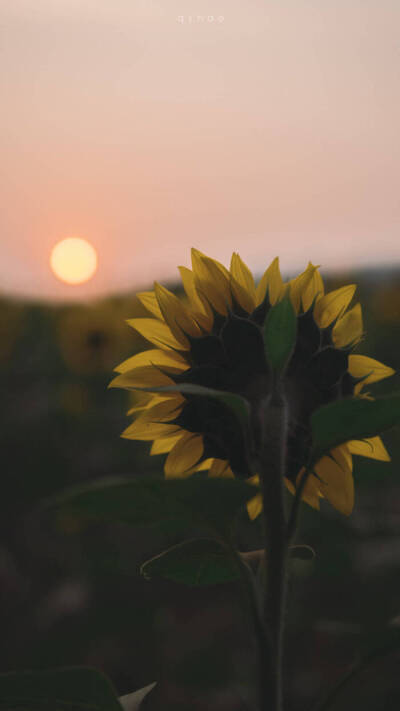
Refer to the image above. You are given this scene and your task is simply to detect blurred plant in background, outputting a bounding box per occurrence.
[57,301,141,376]
[372,281,400,324]
[0,298,25,365]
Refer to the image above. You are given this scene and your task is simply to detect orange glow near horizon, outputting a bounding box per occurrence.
[50,238,98,285]
[0,1,399,300]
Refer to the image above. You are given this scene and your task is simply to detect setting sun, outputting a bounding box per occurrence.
[50,238,98,285]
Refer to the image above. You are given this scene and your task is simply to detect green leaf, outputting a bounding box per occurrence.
[0,666,122,711]
[311,395,400,463]
[263,294,297,372]
[141,538,240,585]
[44,476,257,537]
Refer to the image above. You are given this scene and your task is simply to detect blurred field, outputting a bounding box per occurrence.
[0,268,399,709]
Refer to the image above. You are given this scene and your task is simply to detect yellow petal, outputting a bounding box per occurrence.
[165,432,204,478]
[126,404,148,415]
[122,399,184,440]
[256,257,283,306]
[137,291,163,319]
[194,457,214,471]
[195,248,231,280]
[127,392,155,415]
[247,493,263,520]
[346,436,390,461]
[285,478,296,496]
[150,432,184,455]
[136,397,183,423]
[302,266,324,312]
[332,303,363,347]
[127,393,174,415]
[191,248,232,315]
[179,266,214,329]
[127,390,153,408]
[314,454,354,516]
[174,457,216,477]
[244,474,262,519]
[178,266,202,309]
[331,444,353,474]
[154,282,201,344]
[359,391,374,401]
[126,391,152,415]
[230,253,256,313]
[301,477,321,510]
[122,419,181,441]
[208,459,235,478]
[115,348,188,374]
[126,318,187,351]
[286,471,321,510]
[289,263,319,313]
[348,354,395,395]
[314,284,357,328]
[109,365,175,390]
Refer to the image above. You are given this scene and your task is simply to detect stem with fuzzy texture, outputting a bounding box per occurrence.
[260,388,288,711]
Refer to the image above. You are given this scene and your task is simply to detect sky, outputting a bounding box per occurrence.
[1,0,399,300]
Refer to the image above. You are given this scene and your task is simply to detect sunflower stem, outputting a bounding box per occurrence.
[260,387,288,711]
[286,464,312,544]
[228,546,272,709]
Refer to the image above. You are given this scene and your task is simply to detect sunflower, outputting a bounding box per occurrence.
[110,249,395,518]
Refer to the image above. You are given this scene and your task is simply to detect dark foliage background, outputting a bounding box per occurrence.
[0,268,399,709]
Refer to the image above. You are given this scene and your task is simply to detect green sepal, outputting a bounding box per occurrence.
[263,293,297,373]
[311,395,400,464]
[141,538,240,586]
[0,666,123,711]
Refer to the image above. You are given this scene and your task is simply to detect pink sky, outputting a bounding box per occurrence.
[1,0,399,301]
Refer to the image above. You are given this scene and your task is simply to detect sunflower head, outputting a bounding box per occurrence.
[111,249,395,517]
